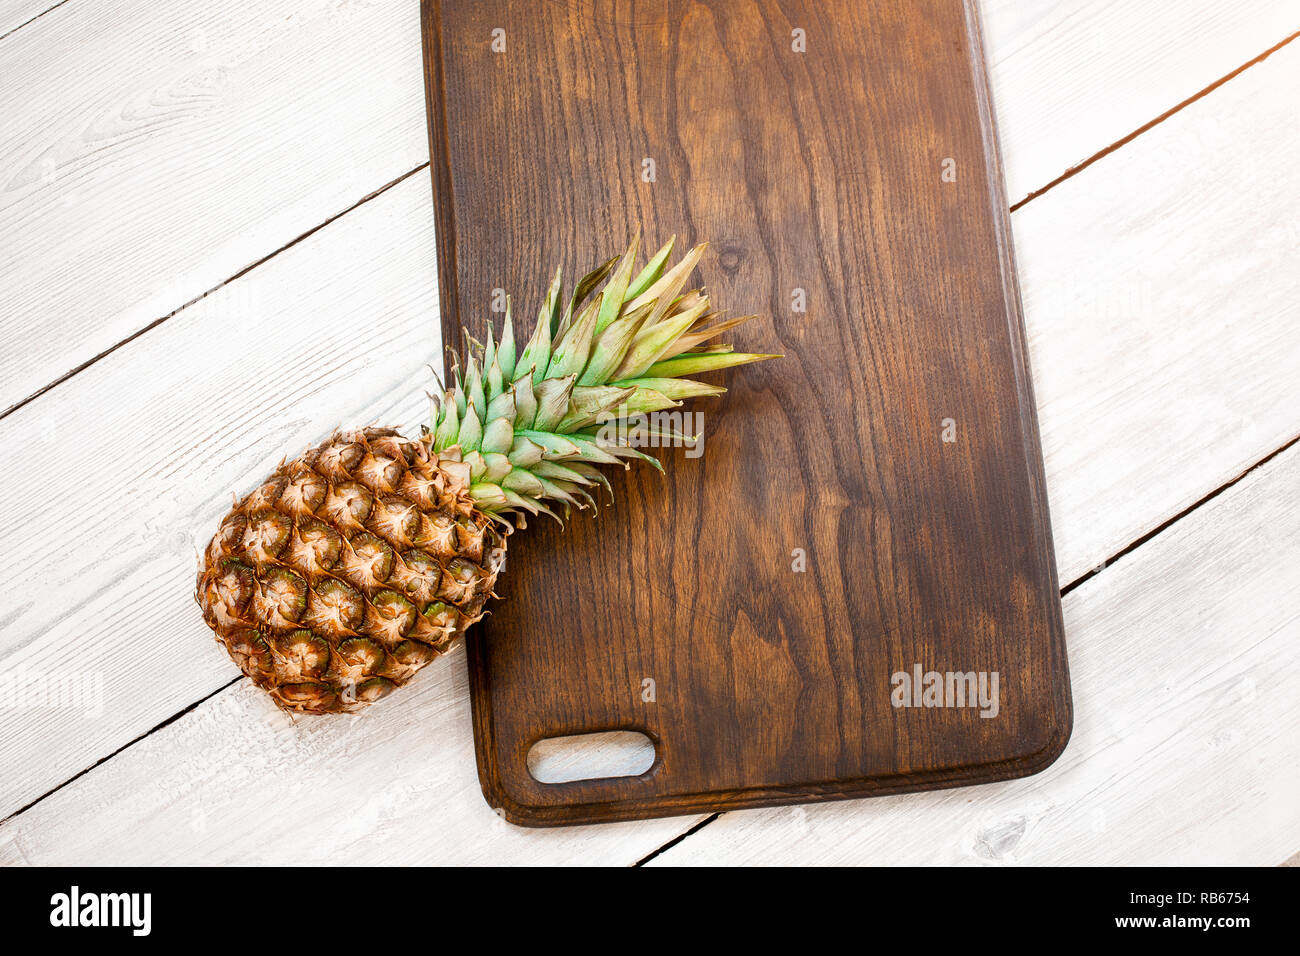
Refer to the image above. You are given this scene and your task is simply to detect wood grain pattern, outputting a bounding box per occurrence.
[0,640,699,866]
[0,173,440,817]
[0,0,1295,862]
[1013,37,1300,583]
[0,0,429,414]
[0,2,60,38]
[5,433,1294,865]
[424,0,1070,825]
[1,0,1291,416]
[978,0,1300,204]
[1,30,1294,837]
[648,440,1300,865]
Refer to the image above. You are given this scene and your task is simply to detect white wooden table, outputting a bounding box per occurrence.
[0,0,1296,866]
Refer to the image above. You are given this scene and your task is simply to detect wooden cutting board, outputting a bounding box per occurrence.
[420,0,1071,826]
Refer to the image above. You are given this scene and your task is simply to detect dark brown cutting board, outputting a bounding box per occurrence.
[420,0,1071,826]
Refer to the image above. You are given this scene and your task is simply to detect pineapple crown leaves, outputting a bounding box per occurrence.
[427,232,778,522]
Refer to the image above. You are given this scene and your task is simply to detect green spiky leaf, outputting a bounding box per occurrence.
[645,351,779,378]
[434,238,777,515]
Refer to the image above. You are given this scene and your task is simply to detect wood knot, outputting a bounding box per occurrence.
[717,245,744,276]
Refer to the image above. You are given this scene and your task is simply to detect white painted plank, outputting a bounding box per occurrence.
[0,166,703,863]
[647,442,1300,866]
[0,170,441,819]
[0,1,61,39]
[980,0,1299,202]
[0,0,429,412]
[2,0,1294,413]
[0,643,692,865]
[1,5,1298,862]
[1016,40,1300,582]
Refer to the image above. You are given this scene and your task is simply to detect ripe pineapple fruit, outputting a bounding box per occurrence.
[196,236,775,713]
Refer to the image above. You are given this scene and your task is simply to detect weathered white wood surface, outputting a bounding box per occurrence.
[0,2,1296,864]
[0,642,696,865]
[1,0,1294,413]
[647,441,1300,865]
[0,172,439,811]
[1015,39,1300,584]
[11,415,1298,867]
[0,2,59,39]
[981,0,1298,204]
[0,0,429,414]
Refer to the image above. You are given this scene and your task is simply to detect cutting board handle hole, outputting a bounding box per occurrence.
[526,730,656,785]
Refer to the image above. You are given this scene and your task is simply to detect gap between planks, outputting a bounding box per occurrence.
[0,165,429,422]
[4,65,1299,842]
[1059,432,1300,598]
[2,22,1296,822]
[2,19,1295,422]
[0,677,241,825]
[629,430,1300,863]
[0,1,68,45]
[641,439,1300,865]
[634,24,1300,864]
[0,5,1296,859]
[1009,28,1300,212]
[8,428,1294,834]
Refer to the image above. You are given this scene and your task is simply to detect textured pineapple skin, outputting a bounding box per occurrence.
[196,428,507,714]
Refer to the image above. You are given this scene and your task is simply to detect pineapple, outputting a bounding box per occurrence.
[196,236,775,713]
